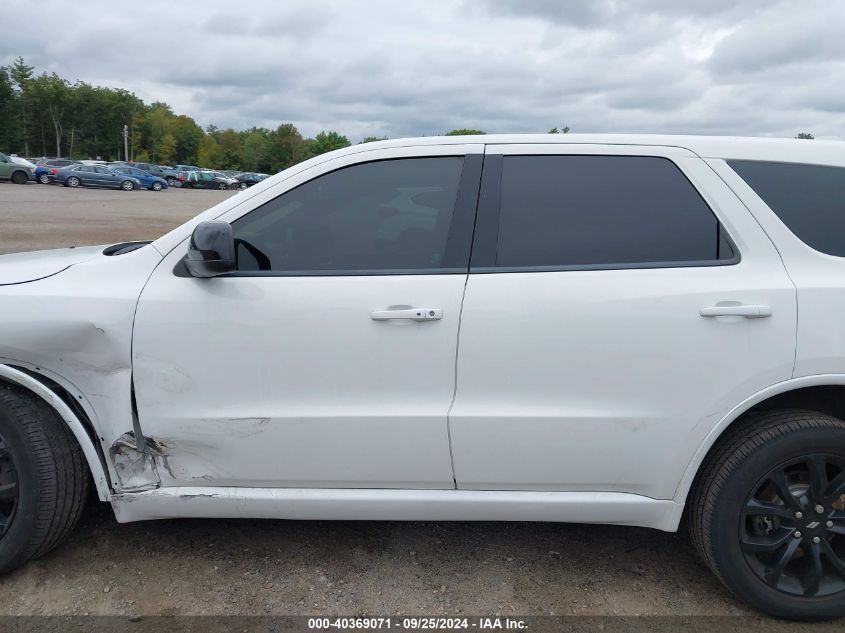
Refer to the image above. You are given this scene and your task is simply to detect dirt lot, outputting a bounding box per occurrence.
[0,182,232,254]
[0,183,836,629]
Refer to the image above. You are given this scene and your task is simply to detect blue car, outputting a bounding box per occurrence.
[111,166,169,191]
[34,165,51,184]
[34,158,80,184]
[54,164,143,190]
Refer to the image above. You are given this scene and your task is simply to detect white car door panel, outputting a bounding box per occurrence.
[449,145,797,499]
[132,147,483,489]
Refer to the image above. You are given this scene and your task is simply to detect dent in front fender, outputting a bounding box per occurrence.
[0,245,164,493]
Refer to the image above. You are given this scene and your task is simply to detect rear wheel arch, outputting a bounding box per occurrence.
[677,376,845,506]
[0,365,111,501]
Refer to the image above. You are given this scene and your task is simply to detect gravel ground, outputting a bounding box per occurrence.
[0,181,232,254]
[0,182,839,629]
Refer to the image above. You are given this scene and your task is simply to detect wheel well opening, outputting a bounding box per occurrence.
[0,368,110,489]
[743,385,845,421]
[684,385,845,514]
[4,367,100,445]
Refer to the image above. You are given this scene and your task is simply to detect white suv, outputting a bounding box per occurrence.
[0,135,843,619]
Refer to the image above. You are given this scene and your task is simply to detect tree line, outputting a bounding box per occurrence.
[0,58,575,173]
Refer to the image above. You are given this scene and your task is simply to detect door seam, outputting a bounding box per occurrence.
[445,151,486,489]
[445,272,469,489]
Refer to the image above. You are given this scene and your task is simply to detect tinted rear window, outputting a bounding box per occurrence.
[495,155,733,268]
[729,160,845,256]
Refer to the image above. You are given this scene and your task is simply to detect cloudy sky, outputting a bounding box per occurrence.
[1,0,843,141]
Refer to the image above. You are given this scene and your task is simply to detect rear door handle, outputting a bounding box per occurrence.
[371,308,443,321]
[699,304,772,318]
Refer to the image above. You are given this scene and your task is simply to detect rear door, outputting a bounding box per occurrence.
[449,144,797,499]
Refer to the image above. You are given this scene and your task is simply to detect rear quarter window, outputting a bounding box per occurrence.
[728,160,845,256]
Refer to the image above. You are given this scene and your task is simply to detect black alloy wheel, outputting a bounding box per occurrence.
[741,454,845,598]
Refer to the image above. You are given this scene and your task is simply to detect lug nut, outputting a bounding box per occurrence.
[794,531,803,538]
[827,520,834,528]
[795,511,804,519]
[813,536,821,544]
[816,505,825,514]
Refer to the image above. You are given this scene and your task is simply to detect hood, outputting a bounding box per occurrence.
[0,245,105,285]
[10,157,36,169]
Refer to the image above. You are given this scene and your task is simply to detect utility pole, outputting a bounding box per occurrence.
[123,125,129,163]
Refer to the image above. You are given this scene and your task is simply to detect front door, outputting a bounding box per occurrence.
[449,144,797,499]
[132,147,482,488]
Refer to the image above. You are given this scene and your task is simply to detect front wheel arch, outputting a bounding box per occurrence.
[0,365,111,501]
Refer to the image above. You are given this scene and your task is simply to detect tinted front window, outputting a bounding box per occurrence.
[232,157,463,273]
[728,160,845,256]
[495,155,732,268]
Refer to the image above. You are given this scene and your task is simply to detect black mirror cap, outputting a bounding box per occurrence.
[185,221,236,278]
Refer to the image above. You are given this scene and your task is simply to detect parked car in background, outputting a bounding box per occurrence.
[129,163,180,187]
[234,172,268,188]
[111,166,169,191]
[54,164,142,190]
[205,171,239,188]
[35,158,79,185]
[34,159,80,184]
[173,165,202,186]
[9,156,37,182]
[179,170,237,190]
[0,153,33,184]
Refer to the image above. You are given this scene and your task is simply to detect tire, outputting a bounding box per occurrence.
[37,173,50,185]
[0,383,87,574]
[166,177,176,187]
[151,181,162,191]
[689,409,845,620]
[182,183,193,189]
[11,171,27,185]
[120,180,134,191]
[66,176,80,188]
[217,182,227,190]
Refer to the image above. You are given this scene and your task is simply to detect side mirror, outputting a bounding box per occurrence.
[185,221,236,278]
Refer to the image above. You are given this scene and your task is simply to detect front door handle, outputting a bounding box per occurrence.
[371,308,443,321]
[700,304,772,318]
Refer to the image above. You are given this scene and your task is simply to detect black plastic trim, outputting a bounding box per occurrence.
[471,258,739,274]
[468,154,503,269]
[213,268,468,278]
[103,241,151,256]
